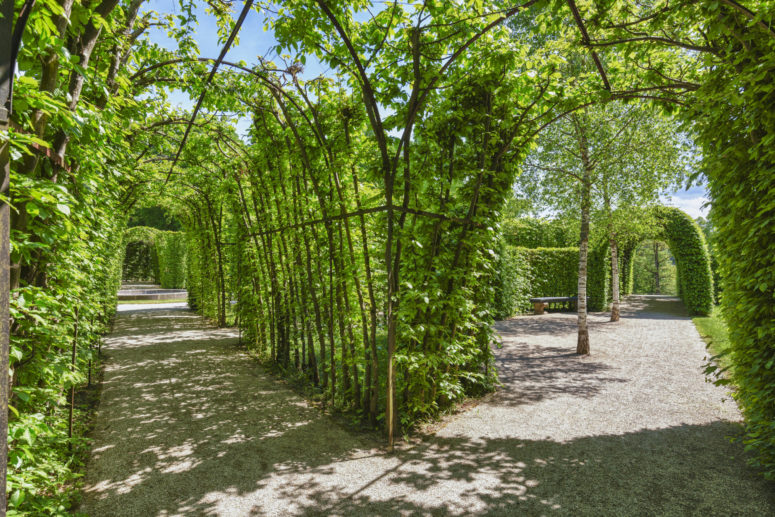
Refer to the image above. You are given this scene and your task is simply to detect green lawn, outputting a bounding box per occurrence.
[693,306,733,375]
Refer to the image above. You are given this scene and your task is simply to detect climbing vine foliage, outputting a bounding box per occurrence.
[5,0,775,510]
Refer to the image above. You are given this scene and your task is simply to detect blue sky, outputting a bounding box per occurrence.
[142,0,711,218]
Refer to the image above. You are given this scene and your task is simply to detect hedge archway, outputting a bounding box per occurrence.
[621,206,713,316]
[122,239,159,283]
[122,226,188,289]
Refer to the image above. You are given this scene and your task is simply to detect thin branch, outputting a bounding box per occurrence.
[365,0,398,68]
[523,160,583,182]
[313,0,389,168]
[586,36,714,53]
[248,203,484,238]
[165,0,254,183]
[719,0,775,40]
[567,0,611,90]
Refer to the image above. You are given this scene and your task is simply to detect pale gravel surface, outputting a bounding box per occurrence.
[81,296,775,516]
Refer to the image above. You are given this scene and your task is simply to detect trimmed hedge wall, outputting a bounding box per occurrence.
[493,244,608,318]
[527,247,579,300]
[501,217,579,248]
[123,239,158,283]
[156,231,188,289]
[620,245,635,296]
[122,226,187,288]
[588,241,610,313]
[492,244,531,319]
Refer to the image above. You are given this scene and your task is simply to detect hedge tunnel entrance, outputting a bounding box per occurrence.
[620,207,714,316]
[121,226,188,290]
[629,240,678,296]
[122,238,158,284]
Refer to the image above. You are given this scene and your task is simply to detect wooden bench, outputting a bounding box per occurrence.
[528,296,584,315]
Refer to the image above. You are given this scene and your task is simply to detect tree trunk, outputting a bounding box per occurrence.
[346,132,378,423]
[654,241,661,294]
[577,200,591,354]
[574,114,591,355]
[0,18,12,499]
[610,237,620,322]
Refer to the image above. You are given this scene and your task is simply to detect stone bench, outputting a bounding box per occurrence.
[528,296,585,315]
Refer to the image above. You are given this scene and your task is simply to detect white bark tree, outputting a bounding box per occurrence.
[515,101,693,354]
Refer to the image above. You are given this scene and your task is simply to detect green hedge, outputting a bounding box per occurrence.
[493,244,608,318]
[155,231,188,289]
[617,207,713,316]
[620,246,635,296]
[654,207,714,315]
[681,8,775,477]
[588,241,610,313]
[122,239,158,283]
[122,226,187,288]
[501,217,579,248]
[492,244,531,319]
[525,247,580,300]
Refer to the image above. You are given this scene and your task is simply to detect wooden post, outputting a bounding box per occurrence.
[69,307,79,447]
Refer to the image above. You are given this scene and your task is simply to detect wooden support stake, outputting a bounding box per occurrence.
[69,307,79,447]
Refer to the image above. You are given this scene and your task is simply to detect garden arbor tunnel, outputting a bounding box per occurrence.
[6,2,775,505]
[620,206,714,316]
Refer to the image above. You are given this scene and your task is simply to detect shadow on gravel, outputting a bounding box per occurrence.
[491,344,626,406]
[618,295,691,321]
[108,308,202,337]
[82,309,377,516]
[82,305,775,517]
[280,421,775,516]
[495,316,582,337]
[494,295,691,338]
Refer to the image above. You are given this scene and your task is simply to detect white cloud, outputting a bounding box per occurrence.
[663,195,711,219]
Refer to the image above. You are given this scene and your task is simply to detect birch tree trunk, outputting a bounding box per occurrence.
[610,237,620,321]
[577,189,591,355]
[574,114,592,355]
[654,242,661,293]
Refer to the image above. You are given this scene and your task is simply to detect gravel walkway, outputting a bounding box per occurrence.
[81,296,774,516]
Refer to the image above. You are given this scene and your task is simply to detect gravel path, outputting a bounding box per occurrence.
[81,296,774,516]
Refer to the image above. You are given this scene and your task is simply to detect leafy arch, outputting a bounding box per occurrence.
[621,206,713,315]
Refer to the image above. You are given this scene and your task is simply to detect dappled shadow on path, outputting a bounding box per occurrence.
[83,307,381,515]
[81,306,774,516]
[490,344,625,407]
[495,315,581,338]
[264,422,774,516]
[494,296,690,339]
[618,294,691,320]
[109,306,203,337]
